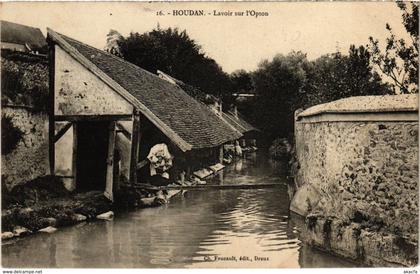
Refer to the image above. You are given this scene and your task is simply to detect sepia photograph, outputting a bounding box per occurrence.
[0,1,418,270]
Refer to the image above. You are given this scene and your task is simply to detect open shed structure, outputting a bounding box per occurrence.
[222,110,258,146]
[47,29,241,200]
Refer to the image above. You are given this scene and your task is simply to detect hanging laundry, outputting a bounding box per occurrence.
[147,143,173,179]
[234,141,243,157]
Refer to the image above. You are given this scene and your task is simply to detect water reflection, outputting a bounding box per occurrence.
[2,153,356,268]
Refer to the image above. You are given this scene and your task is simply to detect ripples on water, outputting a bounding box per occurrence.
[2,153,355,268]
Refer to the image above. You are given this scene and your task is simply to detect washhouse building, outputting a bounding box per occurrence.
[47,29,241,201]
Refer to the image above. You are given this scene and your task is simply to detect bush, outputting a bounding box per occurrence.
[269,137,292,160]
[1,51,49,112]
[1,115,24,155]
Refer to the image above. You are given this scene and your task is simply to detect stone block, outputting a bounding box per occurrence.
[290,183,320,217]
[96,211,114,221]
[38,226,57,233]
[1,232,14,240]
[13,226,31,237]
[72,214,87,222]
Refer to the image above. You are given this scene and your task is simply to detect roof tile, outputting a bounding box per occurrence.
[56,33,242,149]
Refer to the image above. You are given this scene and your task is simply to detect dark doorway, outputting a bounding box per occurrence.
[76,121,110,192]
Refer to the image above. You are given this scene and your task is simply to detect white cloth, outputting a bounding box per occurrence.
[235,144,243,157]
[147,143,173,178]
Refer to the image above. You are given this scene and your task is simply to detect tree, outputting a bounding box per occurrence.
[104,29,123,57]
[230,70,253,95]
[251,51,309,143]
[228,70,254,113]
[247,46,391,146]
[303,45,391,109]
[368,2,419,94]
[108,27,232,98]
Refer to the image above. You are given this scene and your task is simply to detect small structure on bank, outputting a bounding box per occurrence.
[291,94,418,266]
[1,20,47,55]
[221,107,258,147]
[47,29,241,201]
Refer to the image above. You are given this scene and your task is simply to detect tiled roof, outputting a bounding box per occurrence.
[222,111,257,134]
[233,111,257,132]
[50,30,242,151]
[1,21,47,53]
[297,94,419,118]
[222,112,246,133]
[157,70,247,136]
[157,70,211,103]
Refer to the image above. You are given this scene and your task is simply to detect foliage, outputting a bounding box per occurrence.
[251,51,309,142]
[368,2,419,94]
[230,69,254,95]
[107,27,232,99]
[269,137,292,160]
[104,25,396,147]
[5,175,70,207]
[301,45,391,109]
[1,115,24,155]
[104,29,123,57]
[1,51,49,112]
[228,70,254,110]
[236,45,390,145]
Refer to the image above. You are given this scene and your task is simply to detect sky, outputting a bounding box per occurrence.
[0,2,409,73]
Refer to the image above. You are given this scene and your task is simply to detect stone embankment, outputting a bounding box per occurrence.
[1,176,113,240]
[0,175,168,241]
[290,94,418,267]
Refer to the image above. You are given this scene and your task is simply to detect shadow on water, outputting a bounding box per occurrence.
[2,152,356,268]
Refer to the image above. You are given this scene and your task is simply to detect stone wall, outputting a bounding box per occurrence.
[1,51,50,190]
[291,94,418,266]
[1,107,49,190]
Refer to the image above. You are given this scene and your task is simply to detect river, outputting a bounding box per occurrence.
[2,152,356,268]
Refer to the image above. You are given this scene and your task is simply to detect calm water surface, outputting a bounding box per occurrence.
[2,153,356,268]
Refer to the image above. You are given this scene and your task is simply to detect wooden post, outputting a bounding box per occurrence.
[129,110,140,185]
[71,123,77,191]
[48,41,55,174]
[219,145,224,164]
[218,145,224,184]
[186,165,191,179]
[105,121,116,201]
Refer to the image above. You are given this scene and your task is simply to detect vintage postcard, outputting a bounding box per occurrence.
[0,1,418,271]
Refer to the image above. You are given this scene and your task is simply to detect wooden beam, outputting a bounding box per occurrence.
[104,122,116,201]
[134,183,283,191]
[71,123,78,191]
[136,159,148,170]
[54,175,74,179]
[48,41,55,175]
[116,122,132,140]
[219,145,224,164]
[55,114,132,122]
[53,122,72,143]
[136,130,142,161]
[129,110,141,185]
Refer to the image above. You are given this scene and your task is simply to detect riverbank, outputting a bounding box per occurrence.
[1,175,188,241]
[1,155,242,241]
[1,176,112,240]
[291,213,418,267]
